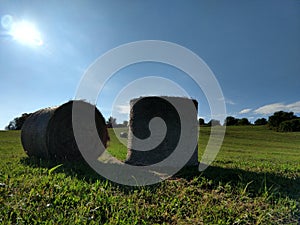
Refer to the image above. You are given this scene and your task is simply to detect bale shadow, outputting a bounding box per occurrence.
[20,156,300,200]
[20,156,103,181]
[20,156,159,193]
[174,165,300,201]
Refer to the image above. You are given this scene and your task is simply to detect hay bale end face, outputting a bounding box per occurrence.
[126,96,199,167]
[21,100,108,160]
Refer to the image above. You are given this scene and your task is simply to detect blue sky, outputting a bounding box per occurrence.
[0,0,299,129]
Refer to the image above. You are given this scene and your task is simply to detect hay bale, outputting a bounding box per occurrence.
[21,100,108,160]
[125,96,198,166]
[120,132,128,138]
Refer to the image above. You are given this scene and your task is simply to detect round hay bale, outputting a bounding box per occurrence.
[21,100,108,160]
[120,132,128,138]
[125,96,198,166]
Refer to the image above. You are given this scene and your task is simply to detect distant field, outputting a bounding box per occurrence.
[0,126,299,224]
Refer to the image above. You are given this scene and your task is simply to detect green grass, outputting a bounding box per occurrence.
[0,126,299,224]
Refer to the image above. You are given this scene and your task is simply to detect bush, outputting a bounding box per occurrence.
[278,119,300,132]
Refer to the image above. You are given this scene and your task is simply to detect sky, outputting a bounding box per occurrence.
[0,0,299,129]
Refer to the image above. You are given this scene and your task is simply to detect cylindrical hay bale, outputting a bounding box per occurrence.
[21,108,56,159]
[21,100,108,160]
[126,96,198,166]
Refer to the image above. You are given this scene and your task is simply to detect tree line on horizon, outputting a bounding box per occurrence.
[5,111,300,132]
[200,111,300,132]
[199,116,261,127]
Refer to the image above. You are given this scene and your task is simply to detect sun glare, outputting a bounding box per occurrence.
[10,21,43,46]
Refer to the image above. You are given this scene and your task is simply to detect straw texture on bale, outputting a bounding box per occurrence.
[21,100,108,160]
[126,96,198,166]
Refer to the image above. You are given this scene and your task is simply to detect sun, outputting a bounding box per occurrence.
[10,21,43,46]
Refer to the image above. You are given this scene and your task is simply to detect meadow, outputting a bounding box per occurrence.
[0,126,299,224]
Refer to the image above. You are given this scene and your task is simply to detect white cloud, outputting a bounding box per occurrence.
[115,105,130,114]
[254,101,300,115]
[288,101,300,113]
[225,99,236,105]
[218,97,235,105]
[239,108,252,114]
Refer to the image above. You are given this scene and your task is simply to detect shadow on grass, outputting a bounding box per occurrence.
[175,165,300,200]
[20,156,300,200]
[20,156,104,182]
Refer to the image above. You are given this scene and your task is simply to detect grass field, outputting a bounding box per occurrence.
[0,126,299,224]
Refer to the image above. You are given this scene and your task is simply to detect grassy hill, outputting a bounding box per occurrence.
[0,126,299,224]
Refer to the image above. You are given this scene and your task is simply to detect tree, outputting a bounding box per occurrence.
[207,119,221,126]
[278,118,300,132]
[254,118,267,126]
[237,118,251,126]
[198,118,205,126]
[268,111,296,130]
[224,116,238,126]
[106,116,117,128]
[122,120,128,127]
[5,113,32,130]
